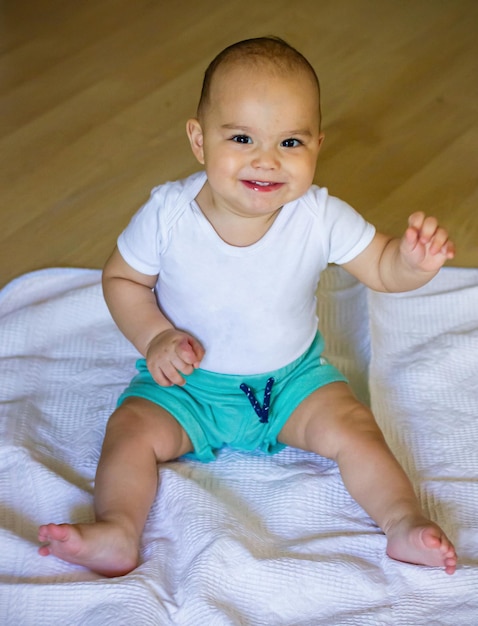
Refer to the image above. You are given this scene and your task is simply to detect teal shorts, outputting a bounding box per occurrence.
[117,333,347,463]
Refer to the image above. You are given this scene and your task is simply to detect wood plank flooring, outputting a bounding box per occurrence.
[1,0,477,287]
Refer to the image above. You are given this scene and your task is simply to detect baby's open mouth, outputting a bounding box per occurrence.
[242,180,283,191]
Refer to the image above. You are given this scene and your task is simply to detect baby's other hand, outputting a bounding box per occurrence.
[401,212,455,273]
[146,329,205,386]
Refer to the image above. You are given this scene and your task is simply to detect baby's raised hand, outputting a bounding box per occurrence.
[146,329,205,386]
[400,212,455,273]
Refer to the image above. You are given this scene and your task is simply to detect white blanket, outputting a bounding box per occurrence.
[0,266,477,625]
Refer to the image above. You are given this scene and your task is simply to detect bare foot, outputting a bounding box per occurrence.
[386,515,457,575]
[38,522,140,577]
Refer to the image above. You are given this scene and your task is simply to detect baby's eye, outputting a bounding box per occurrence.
[231,135,252,144]
[281,138,303,148]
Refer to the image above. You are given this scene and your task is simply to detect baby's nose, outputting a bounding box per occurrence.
[251,147,280,169]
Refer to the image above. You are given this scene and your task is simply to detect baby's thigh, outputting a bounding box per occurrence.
[277,381,377,459]
[105,397,193,462]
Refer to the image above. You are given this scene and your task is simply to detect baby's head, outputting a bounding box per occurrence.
[187,37,324,214]
[196,37,322,128]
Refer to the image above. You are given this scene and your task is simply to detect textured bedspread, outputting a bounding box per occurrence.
[0,266,477,625]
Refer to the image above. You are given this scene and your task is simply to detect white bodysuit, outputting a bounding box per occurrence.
[117,171,375,375]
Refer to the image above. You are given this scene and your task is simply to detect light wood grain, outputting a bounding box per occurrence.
[1,0,477,287]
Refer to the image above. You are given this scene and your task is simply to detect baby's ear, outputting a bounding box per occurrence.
[186,118,205,164]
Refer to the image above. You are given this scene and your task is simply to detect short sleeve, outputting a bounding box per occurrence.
[116,189,163,275]
[116,173,207,275]
[321,194,376,265]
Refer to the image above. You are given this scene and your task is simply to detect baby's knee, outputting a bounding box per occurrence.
[106,398,191,461]
[335,402,387,453]
[104,398,159,448]
[313,393,382,452]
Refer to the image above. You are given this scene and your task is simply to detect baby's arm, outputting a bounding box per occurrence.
[103,247,204,385]
[342,212,455,292]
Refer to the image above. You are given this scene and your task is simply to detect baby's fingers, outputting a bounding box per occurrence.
[428,226,454,256]
[407,211,427,232]
[438,237,455,259]
[408,212,454,257]
[409,213,439,244]
[177,336,205,368]
[148,359,185,387]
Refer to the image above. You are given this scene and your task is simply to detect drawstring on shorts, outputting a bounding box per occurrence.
[240,377,275,424]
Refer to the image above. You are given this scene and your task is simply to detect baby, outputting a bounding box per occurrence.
[38,37,457,577]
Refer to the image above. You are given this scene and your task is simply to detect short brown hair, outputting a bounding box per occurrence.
[197,37,321,122]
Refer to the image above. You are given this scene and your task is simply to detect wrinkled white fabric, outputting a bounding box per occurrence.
[0,266,477,625]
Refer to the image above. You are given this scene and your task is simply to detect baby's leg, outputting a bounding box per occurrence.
[38,397,192,577]
[278,382,457,575]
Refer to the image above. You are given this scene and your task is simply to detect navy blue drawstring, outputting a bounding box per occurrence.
[240,377,275,424]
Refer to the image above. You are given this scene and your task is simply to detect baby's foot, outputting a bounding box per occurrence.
[385,515,457,575]
[38,521,139,577]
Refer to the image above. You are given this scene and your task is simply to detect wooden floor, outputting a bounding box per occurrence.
[1,0,477,287]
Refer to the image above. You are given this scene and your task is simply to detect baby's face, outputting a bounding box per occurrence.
[188,63,324,219]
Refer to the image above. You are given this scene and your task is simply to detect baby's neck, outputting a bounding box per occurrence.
[195,184,283,247]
